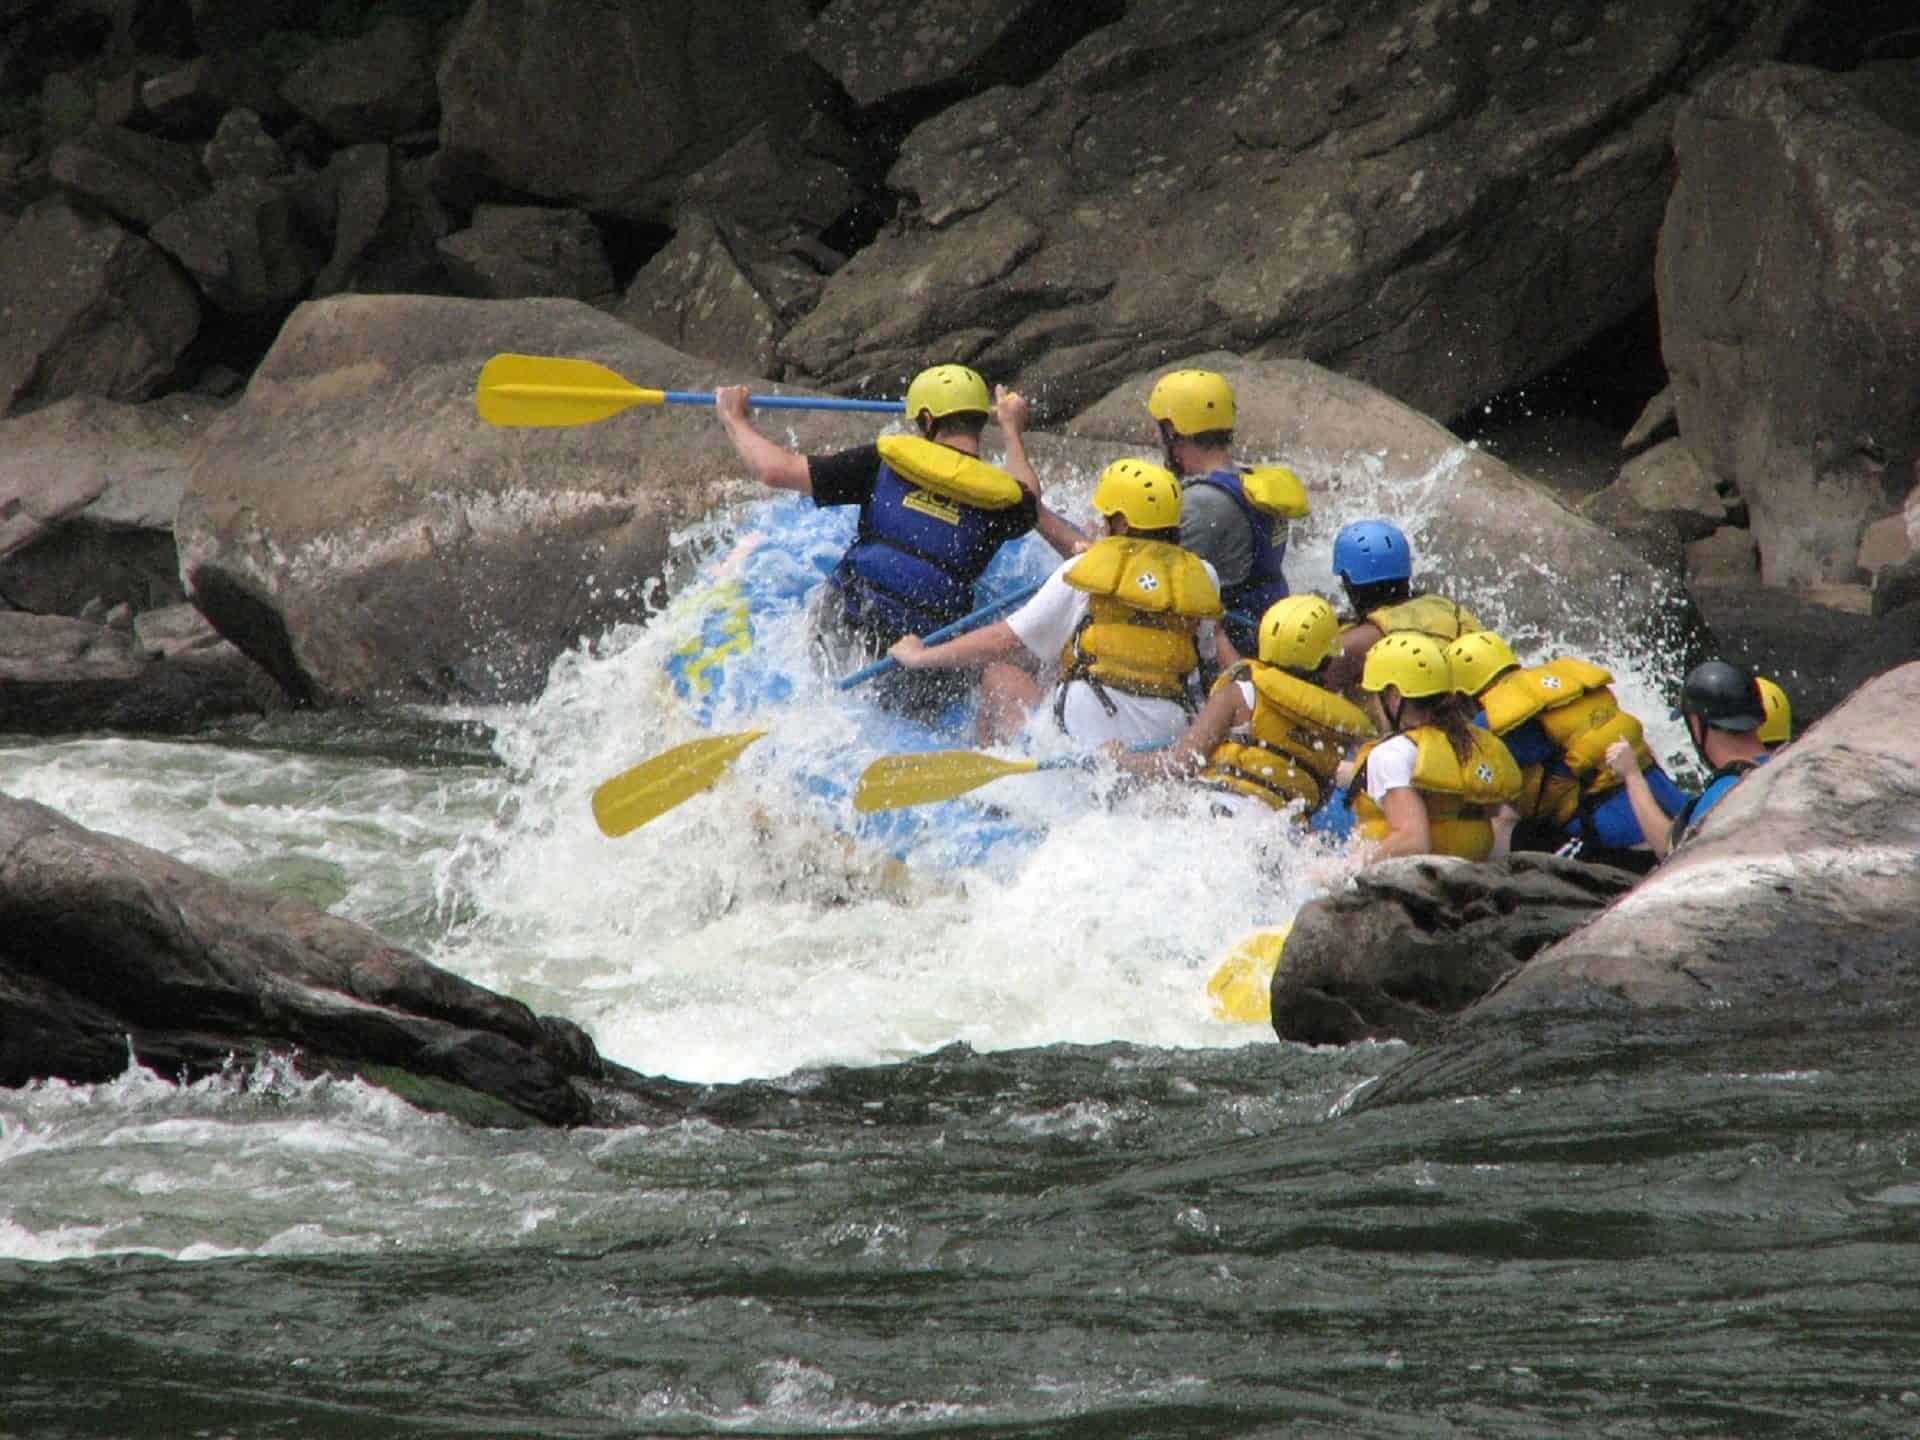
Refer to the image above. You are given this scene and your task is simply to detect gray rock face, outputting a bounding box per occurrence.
[283,15,438,144]
[0,610,279,733]
[1271,854,1639,1046]
[1470,661,1920,1020]
[803,0,1052,108]
[0,200,203,417]
[437,203,615,302]
[781,0,1800,422]
[149,174,327,316]
[1659,62,1920,586]
[436,0,816,221]
[47,123,208,229]
[616,209,789,376]
[173,293,882,706]
[0,793,681,1126]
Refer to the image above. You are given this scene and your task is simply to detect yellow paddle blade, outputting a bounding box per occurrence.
[476,353,665,427]
[1205,922,1293,1024]
[852,750,1043,813]
[591,730,765,837]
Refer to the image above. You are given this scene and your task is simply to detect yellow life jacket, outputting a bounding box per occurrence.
[1059,536,1222,705]
[1365,593,1484,641]
[1348,724,1523,861]
[1200,661,1376,816]
[1480,657,1654,827]
[1240,465,1311,520]
[874,434,1024,510]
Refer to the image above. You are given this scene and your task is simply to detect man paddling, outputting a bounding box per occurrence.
[886,459,1222,749]
[1147,369,1309,661]
[1605,658,1770,860]
[714,366,1080,719]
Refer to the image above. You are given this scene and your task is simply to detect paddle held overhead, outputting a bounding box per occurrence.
[476,354,906,428]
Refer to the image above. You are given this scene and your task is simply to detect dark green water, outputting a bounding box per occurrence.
[8,1020,1919,1438]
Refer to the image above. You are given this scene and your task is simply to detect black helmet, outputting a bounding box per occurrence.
[1676,659,1765,731]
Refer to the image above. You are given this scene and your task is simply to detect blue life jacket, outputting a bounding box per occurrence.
[834,459,1011,638]
[1187,468,1290,651]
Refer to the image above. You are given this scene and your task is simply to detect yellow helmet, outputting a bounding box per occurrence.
[1258,595,1340,671]
[1756,676,1792,745]
[1360,632,1452,700]
[1147,369,1236,436]
[1092,458,1183,530]
[1446,630,1519,698]
[905,364,990,421]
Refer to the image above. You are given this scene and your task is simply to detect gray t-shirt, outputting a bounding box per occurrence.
[1178,482,1255,589]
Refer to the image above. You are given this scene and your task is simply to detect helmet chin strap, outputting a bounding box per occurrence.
[1686,711,1712,770]
[1381,692,1406,734]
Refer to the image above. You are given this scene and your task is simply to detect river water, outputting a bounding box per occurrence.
[5,454,1919,1437]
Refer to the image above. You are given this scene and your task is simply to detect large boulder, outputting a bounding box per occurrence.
[1068,354,1702,678]
[1658,62,1920,586]
[174,294,887,706]
[435,0,818,222]
[1269,854,1639,1046]
[0,793,686,1126]
[1468,660,1920,1020]
[780,0,1803,420]
[0,198,202,417]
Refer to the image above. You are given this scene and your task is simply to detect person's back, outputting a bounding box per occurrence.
[1324,519,1481,690]
[1448,630,1685,868]
[1197,595,1376,819]
[1148,369,1308,657]
[1605,658,1770,861]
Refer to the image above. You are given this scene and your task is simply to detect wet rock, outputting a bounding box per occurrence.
[0,198,202,417]
[1621,387,1678,457]
[282,15,436,145]
[47,122,208,229]
[1270,854,1639,1046]
[781,0,1799,421]
[0,793,684,1126]
[1834,602,1920,697]
[1469,660,1920,1021]
[1659,62,1920,586]
[139,52,287,137]
[1688,581,1864,729]
[437,203,615,303]
[1684,526,1759,587]
[1873,549,1920,618]
[174,293,884,706]
[436,0,815,222]
[0,609,278,733]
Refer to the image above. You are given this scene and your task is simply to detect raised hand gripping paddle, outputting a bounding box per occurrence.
[476,354,905,428]
[591,730,767,837]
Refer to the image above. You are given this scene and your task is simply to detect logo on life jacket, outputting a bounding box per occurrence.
[901,489,962,525]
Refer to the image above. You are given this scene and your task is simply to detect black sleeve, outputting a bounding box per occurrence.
[985,489,1039,543]
[806,444,883,508]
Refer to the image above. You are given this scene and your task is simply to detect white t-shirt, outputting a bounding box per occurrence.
[1364,733,1418,804]
[1006,555,1221,749]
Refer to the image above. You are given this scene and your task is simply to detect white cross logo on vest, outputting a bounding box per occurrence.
[1540,675,1563,689]
[1135,573,1161,593]
[1476,763,1495,783]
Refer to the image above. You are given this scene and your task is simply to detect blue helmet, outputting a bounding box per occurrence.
[1332,520,1411,587]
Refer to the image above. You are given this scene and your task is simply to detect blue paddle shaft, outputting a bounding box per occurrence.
[660,390,904,414]
[837,581,1045,691]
